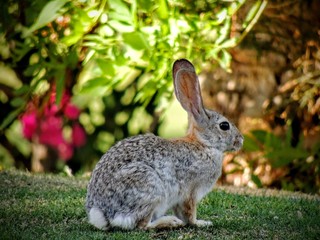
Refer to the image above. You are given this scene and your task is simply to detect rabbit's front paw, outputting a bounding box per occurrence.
[194,219,212,227]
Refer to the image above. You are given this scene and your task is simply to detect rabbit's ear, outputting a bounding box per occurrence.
[173,59,208,125]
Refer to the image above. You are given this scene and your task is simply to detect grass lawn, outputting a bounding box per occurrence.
[0,170,319,240]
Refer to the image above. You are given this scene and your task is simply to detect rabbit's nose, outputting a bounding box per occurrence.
[233,135,244,149]
[239,135,244,146]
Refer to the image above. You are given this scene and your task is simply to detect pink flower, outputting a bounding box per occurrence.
[60,91,71,107]
[48,87,70,109]
[39,116,64,147]
[58,142,73,161]
[64,103,80,120]
[44,104,59,116]
[21,112,37,139]
[72,123,86,147]
[20,87,85,162]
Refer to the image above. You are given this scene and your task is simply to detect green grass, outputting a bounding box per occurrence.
[0,170,319,240]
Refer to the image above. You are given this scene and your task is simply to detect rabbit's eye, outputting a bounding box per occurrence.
[219,121,230,131]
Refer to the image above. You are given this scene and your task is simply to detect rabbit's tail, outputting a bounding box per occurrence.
[88,207,110,230]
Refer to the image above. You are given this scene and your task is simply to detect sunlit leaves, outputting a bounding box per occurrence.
[122,32,150,50]
[23,0,69,37]
[1,0,268,145]
[157,0,169,20]
[79,0,263,101]
[3,0,267,131]
[109,0,133,24]
[96,59,116,77]
[108,0,135,32]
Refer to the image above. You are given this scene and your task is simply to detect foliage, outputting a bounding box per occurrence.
[264,43,320,146]
[1,170,319,239]
[0,0,266,172]
[246,41,320,194]
[243,128,320,194]
[220,12,320,194]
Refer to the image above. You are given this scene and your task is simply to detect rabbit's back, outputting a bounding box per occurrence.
[89,133,220,181]
[91,134,178,180]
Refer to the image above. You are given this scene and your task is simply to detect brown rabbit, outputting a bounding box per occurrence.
[85,59,243,230]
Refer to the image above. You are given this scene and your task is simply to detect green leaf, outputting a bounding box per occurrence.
[10,97,25,108]
[243,134,260,152]
[0,107,23,131]
[109,0,132,24]
[23,0,68,37]
[265,132,283,150]
[81,77,110,92]
[228,0,246,15]
[14,85,30,95]
[108,20,134,33]
[62,33,84,46]
[122,32,149,50]
[96,59,116,77]
[108,12,132,24]
[219,38,237,49]
[251,130,268,144]
[213,9,227,25]
[251,174,263,188]
[206,48,219,60]
[115,68,141,91]
[250,130,283,150]
[130,0,138,28]
[98,25,115,37]
[242,0,262,28]
[24,64,40,77]
[267,148,310,168]
[219,49,232,71]
[137,0,153,11]
[215,16,231,45]
[157,0,169,20]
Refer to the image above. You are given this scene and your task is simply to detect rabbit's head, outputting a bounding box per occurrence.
[173,59,243,152]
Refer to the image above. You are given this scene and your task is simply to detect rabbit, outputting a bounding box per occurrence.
[85,59,243,230]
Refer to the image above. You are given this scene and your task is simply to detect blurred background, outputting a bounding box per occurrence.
[0,0,319,194]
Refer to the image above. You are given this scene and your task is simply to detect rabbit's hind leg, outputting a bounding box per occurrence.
[137,203,185,230]
[173,197,212,227]
[138,215,185,230]
[147,215,185,229]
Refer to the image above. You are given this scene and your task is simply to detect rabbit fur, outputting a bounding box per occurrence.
[85,59,243,230]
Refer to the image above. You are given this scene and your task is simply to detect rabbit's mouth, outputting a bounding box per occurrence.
[232,137,243,151]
